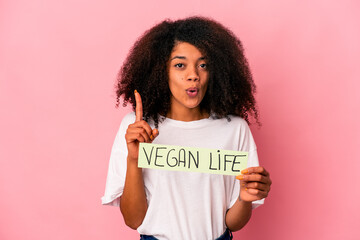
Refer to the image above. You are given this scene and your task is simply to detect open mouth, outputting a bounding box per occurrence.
[186,88,199,97]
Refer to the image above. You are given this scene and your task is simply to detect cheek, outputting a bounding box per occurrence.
[169,73,184,88]
[168,76,183,96]
[201,74,209,91]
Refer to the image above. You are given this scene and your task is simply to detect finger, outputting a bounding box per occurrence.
[125,133,146,144]
[126,128,151,143]
[134,90,143,122]
[236,174,270,184]
[241,166,269,176]
[244,182,269,191]
[239,179,246,189]
[129,121,153,137]
[245,188,268,198]
[150,129,159,141]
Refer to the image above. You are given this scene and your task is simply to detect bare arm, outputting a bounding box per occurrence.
[120,157,148,229]
[119,90,158,229]
[226,167,272,232]
[225,198,252,231]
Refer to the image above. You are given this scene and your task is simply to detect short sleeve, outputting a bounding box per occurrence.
[228,149,265,209]
[101,113,135,206]
[228,120,265,209]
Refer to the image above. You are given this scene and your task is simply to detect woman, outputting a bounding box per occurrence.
[102,16,272,240]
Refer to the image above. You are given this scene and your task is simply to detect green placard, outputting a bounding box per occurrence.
[138,143,248,176]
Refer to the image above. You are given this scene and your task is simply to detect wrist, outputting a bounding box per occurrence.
[238,196,252,204]
[127,157,140,168]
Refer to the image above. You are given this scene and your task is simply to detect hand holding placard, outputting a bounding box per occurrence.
[237,167,272,202]
[138,143,248,176]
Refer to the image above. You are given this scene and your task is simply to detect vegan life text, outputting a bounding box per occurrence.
[138,143,248,176]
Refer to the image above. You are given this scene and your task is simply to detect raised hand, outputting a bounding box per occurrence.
[236,167,272,202]
[125,90,159,161]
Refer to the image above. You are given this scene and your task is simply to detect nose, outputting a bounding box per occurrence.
[187,66,199,82]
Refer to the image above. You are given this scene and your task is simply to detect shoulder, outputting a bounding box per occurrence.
[120,112,136,126]
[215,115,250,130]
[114,112,136,136]
[209,115,253,136]
[227,115,249,126]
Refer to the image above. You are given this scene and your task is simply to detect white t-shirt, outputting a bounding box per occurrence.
[102,112,264,240]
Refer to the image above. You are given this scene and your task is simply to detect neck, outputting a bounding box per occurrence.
[166,107,209,122]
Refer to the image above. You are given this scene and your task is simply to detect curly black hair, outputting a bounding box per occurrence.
[116,16,259,127]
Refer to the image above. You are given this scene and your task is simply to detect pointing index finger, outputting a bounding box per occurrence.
[134,90,143,122]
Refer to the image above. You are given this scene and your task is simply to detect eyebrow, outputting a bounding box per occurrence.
[170,56,206,61]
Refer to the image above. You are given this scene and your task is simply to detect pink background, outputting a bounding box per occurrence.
[1,0,359,239]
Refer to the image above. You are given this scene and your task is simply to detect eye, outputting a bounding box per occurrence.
[174,63,184,68]
[199,63,207,69]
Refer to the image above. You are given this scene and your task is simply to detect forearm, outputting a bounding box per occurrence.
[225,198,252,232]
[120,157,148,229]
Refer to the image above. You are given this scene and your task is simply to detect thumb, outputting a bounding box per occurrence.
[150,129,159,141]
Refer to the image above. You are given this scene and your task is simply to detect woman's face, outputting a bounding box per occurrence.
[167,42,209,118]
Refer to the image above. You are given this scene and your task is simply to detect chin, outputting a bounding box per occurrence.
[184,100,201,109]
